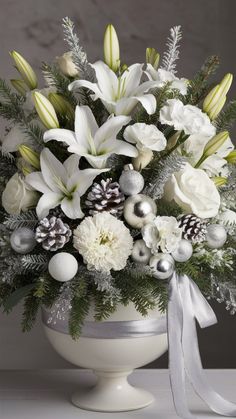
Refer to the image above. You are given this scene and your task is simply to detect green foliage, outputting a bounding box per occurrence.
[21,290,41,332]
[185,55,220,105]
[42,62,77,107]
[3,283,36,312]
[68,277,90,339]
[214,100,236,132]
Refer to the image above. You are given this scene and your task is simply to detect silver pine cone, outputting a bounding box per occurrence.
[35,216,72,251]
[178,213,207,243]
[85,178,125,216]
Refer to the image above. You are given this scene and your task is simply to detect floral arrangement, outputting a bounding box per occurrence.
[0,19,236,338]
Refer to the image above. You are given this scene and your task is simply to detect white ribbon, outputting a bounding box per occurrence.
[168,272,236,418]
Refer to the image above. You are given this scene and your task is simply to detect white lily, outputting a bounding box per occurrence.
[26,148,108,220]
[145,66,188,95]
[43,105,138,169]
[68,61,157,116]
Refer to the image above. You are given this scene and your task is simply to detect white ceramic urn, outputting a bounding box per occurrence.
[42,302,168,412]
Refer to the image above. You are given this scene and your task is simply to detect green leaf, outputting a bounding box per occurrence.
[3,283,35,311]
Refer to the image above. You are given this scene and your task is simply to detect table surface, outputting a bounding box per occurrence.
[0,369,236,419]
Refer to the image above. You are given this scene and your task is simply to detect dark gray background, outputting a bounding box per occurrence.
[0,0,235,369]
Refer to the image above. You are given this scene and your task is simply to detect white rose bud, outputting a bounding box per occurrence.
[57,52,78,77]
[2,173,39,215]
[10,51,38,90]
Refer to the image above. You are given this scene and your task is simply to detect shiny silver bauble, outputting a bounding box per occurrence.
[206,224,227,249]
[10,227,37,254]
[119,164,144,196]
[171,239,193,262]
[124,194,157,228]
[149,254,175,280]
[131,239,152,264]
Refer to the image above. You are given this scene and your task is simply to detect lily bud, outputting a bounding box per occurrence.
[225,150,236,164]
[48,93,74,120]
[203,73,233,120]
[132,149,153,170]
[10,79,27,96]
[146,47,160,70]
[212,176,227,187]
[18,145,40,170]
[32,91,59,129]
[10,51,38,90]
[104,24,120,72]
[22,165,33,176]
[203,131,229,157]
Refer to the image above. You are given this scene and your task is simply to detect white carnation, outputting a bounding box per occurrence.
[164,162,221,219]
[2,173,39,215]
[145,66,188,95]
[142,216,182,254]
[124,122,167,152]
[73,212,133,272]
[159,99,216,137]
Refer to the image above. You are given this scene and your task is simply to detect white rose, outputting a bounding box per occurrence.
[1,126,31,154]
[145,66,188,95]
[124,122,167,152]
[56,52,78,77]
[142,216,182,254]
[2,173,39,215]
[164,162,221,219]
[159,99,216,137]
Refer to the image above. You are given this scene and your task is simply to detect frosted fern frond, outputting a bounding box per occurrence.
[62,17,95,81]
[4,211,38,230]
[143,153,185,200]
[91,270,121,304]
[21,254,48,273]
[210,277,236,315]
[161,26,182,74]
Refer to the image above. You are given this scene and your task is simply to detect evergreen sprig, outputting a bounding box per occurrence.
[214,100,236,132]
[42,62,77,107]
[3,210,38,230]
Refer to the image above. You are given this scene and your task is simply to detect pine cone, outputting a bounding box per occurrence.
[85,178,125,217]
[178,214,207,244]
[35,216,72,251]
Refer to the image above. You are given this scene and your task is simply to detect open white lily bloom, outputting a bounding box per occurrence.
[68,61,157,116]
[145,66,188,95]
[124,122,167,152]
[26,148,108,219]
[44,105,138,169]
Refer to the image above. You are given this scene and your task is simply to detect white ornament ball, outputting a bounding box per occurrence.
[206,224,227,249]
[48,252,78,282]
[10,227,37,254]
[149,254,175,280]
[171,239,193,262]
[131,239,152,264]
[124,194,157,228]
[119,164,144,195]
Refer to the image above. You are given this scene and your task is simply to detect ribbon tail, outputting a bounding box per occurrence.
[179,275,236,417]
[168,273,197,419]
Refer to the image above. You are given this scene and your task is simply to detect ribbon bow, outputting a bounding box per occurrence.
[168,272,236,419]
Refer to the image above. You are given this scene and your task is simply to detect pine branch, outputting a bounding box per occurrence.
[21,254,49,274]
[42,62,77,107]
[185,55,220,105]
[21,290,41,332]
[68,278,90,339]
[0,153,17,180]
[214,100,236,132]
[161,26,182,74]
[62,17,95,81]
[3,210,38,230]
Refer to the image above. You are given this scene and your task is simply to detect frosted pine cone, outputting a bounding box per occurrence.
[178,214,207,243]
[35,216,72,251]
[85,178,125,217]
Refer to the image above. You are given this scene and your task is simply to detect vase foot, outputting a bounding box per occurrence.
[71,370,154,412]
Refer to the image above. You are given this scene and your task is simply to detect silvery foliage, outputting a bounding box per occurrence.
[3,210,38,230]
[161,25,182,74]
[210,276,236,315]
[91,270,121,305]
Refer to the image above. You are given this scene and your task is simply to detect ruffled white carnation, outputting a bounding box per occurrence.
[159,99,216,137]
[73,212,133,272]
[124,122,167,152]
[142,216,182,254]
[145,66,188,95]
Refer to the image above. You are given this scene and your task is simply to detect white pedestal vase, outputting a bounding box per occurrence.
[42,302,168,412]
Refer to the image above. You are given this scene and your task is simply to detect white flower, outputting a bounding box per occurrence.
[26,148,108,220]
[2,173,39,215]
[159,99,216,137]
[68,61,157,116]
[145,66,188,95]
[124,123,167,152]
[164,162,221,218]
[178,133,212,166]
[73,212,133,272]
[1,125,31,154]
[56,52,78,77]
[142,216,182,254]
[44,105,137,169]
[200,155,229,177]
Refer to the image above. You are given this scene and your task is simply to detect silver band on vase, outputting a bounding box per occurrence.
[41,309,167,339]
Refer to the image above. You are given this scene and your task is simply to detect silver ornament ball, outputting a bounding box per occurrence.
[131,239,151,264]
[119,164,144,196]
[10,227,37,254]
[171,239,193,262]
[149,254,175,280]
[206,224,227,249]
[124,194,157,228]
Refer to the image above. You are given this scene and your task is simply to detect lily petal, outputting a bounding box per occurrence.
[74,105,98,149]
[61,193,84,219]
[36,192,62,219]
[120,64,143,97]
[94,115,131,148]
[135,94,156,115]
[63,154,81,177]
[44,128,76,147]
[92,61,118,101]
[68,79,102,99]
[26,172,52,194]
[40,148,67,192]
[73,168,110,197]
